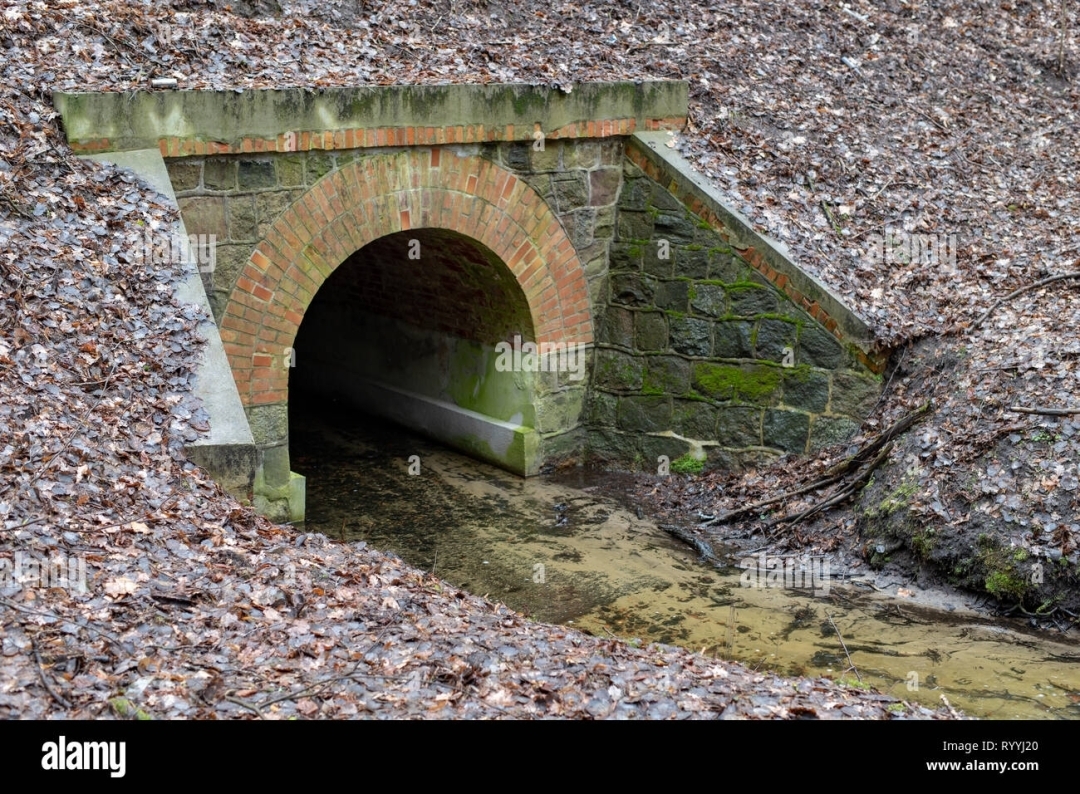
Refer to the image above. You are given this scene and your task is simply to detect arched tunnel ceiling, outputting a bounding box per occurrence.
[309,228,535,345]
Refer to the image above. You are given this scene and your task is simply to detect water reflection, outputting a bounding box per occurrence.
[291,401,1080,719]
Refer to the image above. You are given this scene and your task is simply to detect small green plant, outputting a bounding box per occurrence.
[109,697,152,720]
[670,454,705,475]
[836,675,872,691]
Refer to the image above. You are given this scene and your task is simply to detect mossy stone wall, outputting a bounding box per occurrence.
[586,158,881,471]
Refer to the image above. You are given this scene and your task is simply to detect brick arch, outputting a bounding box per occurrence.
[219,150,593,408]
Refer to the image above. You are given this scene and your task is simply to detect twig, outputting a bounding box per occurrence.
[767,442,892,529]
[1006,405,1080,416]
[820,200,843,237]
[939,693,961,719]
[911,106,947,132]
[1,597,181,654]
[659,523,721,563]
[31,634,71,710]
[868,177,894,201]
[1059,0,1069,76]
[840,6,869,24]
[971,271,1080,330]
[827,612,861,683]
[1,492,181,534]
[1,516,48,533]
[823,403,928,476]
[221,604,408,717]
[840,55,863,74]
[870,344,907,415]
[701,470,848,527]
[702,404,929,527]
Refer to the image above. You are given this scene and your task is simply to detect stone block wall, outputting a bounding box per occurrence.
[167,140,881,478]
[167,150,351,321]
[485,138,624,321]
[586,157,881,471]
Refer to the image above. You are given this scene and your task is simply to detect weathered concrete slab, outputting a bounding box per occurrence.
[345,379,540,476]
[80,149,264,510]
[55,82,688,153]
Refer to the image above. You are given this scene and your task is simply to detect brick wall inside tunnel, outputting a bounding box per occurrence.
[320,229,535,345]
[289,227,549,443]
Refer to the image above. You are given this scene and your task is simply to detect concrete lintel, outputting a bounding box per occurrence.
[54,81,688,153]
[627,131,875,355]
[349,379,540,476]
[80,148,260,500]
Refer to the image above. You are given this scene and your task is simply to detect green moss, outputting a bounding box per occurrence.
[642,366,676,395]
[864,478,917,519]
[911,527,936,560]
[783,364,817,383]
[756,312,804,326]
[692,362,782,403]
[974,534,1033,602]
[670,454,705,475]
[985,570,1028,600]
[685,243,703,251]
[596,354,642,390]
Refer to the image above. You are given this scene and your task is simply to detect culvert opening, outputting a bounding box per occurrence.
[288,228,542,476]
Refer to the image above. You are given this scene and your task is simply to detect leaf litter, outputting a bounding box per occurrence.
[13,0,1076,718]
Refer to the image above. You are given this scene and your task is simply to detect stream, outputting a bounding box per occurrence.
[290,398,1080,719]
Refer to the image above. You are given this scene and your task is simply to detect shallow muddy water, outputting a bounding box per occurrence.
[291,401,1080,719]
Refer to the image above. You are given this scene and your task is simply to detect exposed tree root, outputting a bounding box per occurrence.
[699,403,930,528]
